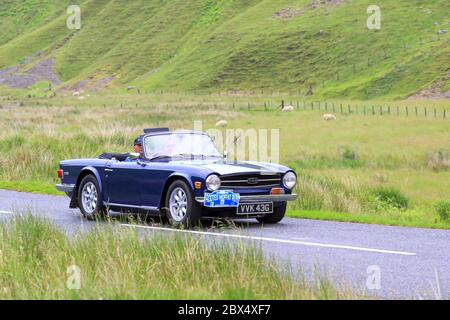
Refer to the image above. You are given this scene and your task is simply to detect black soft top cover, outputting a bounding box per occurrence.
[99,153,130,162]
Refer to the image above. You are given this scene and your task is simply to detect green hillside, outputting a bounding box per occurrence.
[0,0,449,99]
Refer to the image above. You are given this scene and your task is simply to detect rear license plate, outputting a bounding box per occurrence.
[237,202,273,215]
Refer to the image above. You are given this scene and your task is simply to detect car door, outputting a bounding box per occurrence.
[103,160,142,206]
[138,162,174,209]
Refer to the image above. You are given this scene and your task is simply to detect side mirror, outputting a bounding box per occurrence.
[136,158,146,167]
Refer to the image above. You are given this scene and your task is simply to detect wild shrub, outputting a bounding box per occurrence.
[435,201,450,221]
[371,187,408,210]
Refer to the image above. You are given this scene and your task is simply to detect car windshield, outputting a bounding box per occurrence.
[143,133,221,159]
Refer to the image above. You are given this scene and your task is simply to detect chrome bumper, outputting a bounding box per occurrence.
[195,193,298,204]
[56,184,75,193]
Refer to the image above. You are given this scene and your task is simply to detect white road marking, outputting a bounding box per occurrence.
[0,210,12,214]
[291,237,312,241]
[121,224,417,256]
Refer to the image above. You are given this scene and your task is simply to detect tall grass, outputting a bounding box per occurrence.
[0,93,449,228]
[0,215,356,299]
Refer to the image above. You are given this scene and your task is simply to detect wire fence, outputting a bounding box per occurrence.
[228,100,449,120]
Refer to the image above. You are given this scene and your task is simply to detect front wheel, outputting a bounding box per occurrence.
[78,175,107,221]
[256,202,286,224]
[165,180,201,227]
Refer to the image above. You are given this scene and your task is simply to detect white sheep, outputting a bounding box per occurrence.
[323,113,337,121]
[215,120,228,128]
[72,91,80,97]
[281,105,294,112]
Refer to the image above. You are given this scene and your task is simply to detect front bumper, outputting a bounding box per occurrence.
[56,184,75,193]
[195,193,298,204]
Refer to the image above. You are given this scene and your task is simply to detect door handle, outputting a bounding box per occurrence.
[105,169,114,172]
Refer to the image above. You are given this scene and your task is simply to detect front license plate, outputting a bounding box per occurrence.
[237,202,273,215]
[204,190,240,208]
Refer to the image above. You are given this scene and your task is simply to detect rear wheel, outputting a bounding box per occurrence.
[256,202,286,224]
[78,175,107,221]
[165,180,201,227]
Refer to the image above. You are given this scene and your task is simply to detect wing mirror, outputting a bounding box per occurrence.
[136,158,146,167]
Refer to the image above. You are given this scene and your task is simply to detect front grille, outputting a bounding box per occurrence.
[221,173,282,189]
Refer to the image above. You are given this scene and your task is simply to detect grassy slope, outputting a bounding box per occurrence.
[0,0,449,98]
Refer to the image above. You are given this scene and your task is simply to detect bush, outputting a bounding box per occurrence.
[372,187,409,210]
[435,201,450,221]
[339,146,358,161]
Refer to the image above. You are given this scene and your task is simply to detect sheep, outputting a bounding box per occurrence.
[215,120,228,128]
[281,105,294,112]
[323,113,337,121]
[72,91,80,97]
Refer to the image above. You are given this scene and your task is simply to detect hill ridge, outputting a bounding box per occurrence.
[0,0,448,99]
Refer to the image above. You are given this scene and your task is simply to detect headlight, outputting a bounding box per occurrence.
[283,172,297,189]
[206,174,221,191]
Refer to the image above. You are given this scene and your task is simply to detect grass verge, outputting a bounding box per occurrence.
[287,210,450,230]
[0,181,61,196]
[0,215,359,299]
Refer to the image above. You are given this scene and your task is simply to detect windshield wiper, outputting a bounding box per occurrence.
[148,154,173,161]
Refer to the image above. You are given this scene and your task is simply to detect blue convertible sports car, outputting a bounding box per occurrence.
[56,128,298,226]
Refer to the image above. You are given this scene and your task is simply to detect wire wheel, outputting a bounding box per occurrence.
[169,187,188,222]
[81,182,98,214]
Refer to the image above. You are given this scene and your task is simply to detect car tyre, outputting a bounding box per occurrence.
[256,202,286,224]
[165,180,201,227]
[78,175,107,221]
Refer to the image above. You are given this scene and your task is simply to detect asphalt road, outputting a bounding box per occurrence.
[0,189,448,299]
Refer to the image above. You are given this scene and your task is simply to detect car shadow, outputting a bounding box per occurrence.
[107,211,275,231]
